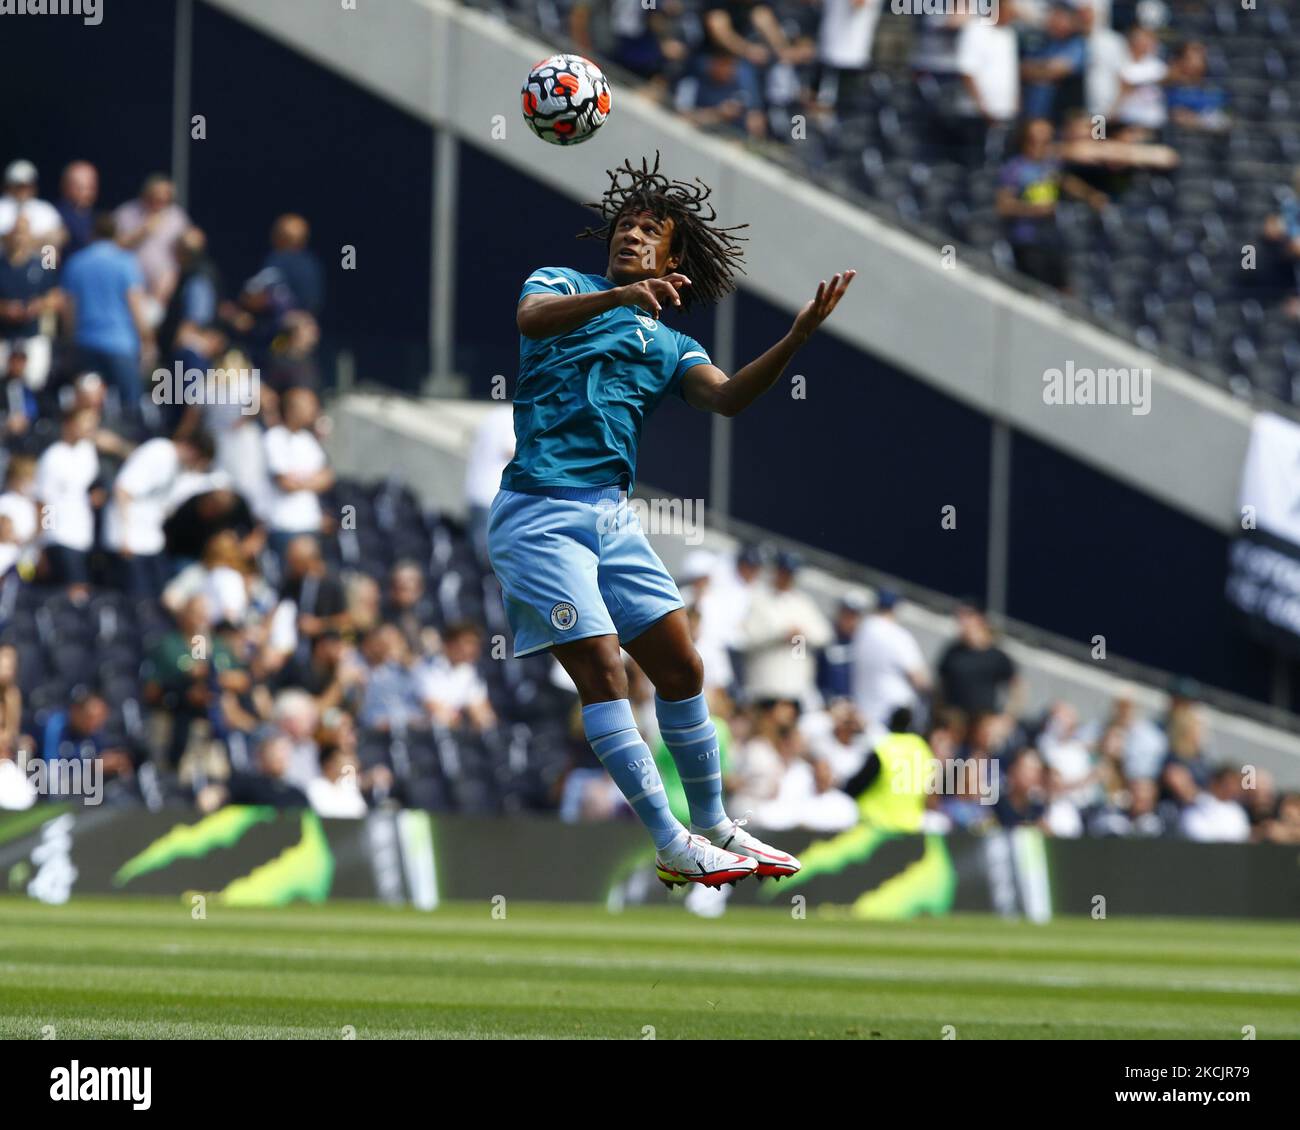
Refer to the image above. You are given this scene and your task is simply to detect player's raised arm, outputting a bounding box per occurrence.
[681,270,856,417]
[516,274,691,339]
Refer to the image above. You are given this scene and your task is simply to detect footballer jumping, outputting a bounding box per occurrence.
[488,154,854,889]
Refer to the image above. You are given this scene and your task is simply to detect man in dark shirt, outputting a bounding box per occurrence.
[936,601,1020,717]
[56,161,98,256]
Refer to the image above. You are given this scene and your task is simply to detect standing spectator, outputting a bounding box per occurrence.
[997,117,1106,291]
[418,622,497,732]
[1111,25,1167,135]
[678,551,735,692]
[709,543,765,685]
[0,216,58,391]
[35,406,100,596]
[157,228,224,388]
[105,430,216,596]
[814,0,883,123]
[850,589,929,733]
[0,160,65,245]
[1020,2,1089,124]
[606,0,690,96]
[262,387,333,557]
[279,535,350,654]
[61,213,152,420]
[356,625,425,734]
[816,590,867,702]
[936,601,1021,719]
[742,550,832,707]
[237,213,324,373]
[955,0,1021,165]
[56,161,99,256]
[464,402,515,568]
[113,173,190,305]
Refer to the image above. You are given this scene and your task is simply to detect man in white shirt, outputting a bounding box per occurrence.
[1111,25,1167,132]
[678,549,736,692]
[742,551,833,708]
[707,543,764,685]
[815,0,883,120]
[35,406,100,594]
[105,430,216,595]
[851,590,930,736]
[0,454,38,579]
[418,622,496,732]
[263,387,333,555]
[1180,767,1250,843]
[956,1,1020,163]
[0,161,65,245]
[464,403,515,567]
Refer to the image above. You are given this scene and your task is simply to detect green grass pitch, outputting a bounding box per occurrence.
[1,896,1297,1039]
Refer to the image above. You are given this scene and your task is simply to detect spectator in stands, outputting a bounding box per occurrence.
[162,529,251,625]
[1243,767,1278,840]
[105,430,216,596]
[1179,765,1250,843]
[678,551,735,692]
[0,215,59,391]
[0,644,30,763]
[605,0,691,96]
[280,534,350,654]
[2,348,38,441]
[993,747,1048,828]
[936,600,1021,719]
[813,0,882,125]
[197,733,308,811]
[1020,2,1089,125]
[0,455,39,579]
[464,402,515,568]
[1110,24,1167,136]
[1262,793,1300,844]
[0,160,65,246]
[816,590,867,703]
[35,406,101,597]
[357,624,425,734]
[1157,702,1211,806]
[385,559,440,657]
[279,629,365,716]
[113,172,190,305]
[142,593,228,769]
[742,550,832,708]
[307,742,369,818]
[704,543,764,688]
[56,160,99,256]
[271,688,323,789]
[804,697,870,785]
[998,117,1108,292]
[236,213,324,375]
[61,213,152,421]
[346,573,383,639]
[955,0,1021,165]
[419,622,496,733]
[1165,40,1228,133]
[675,45,767,141]
[262,387,333,556]
[41,687,134,784]
[157,228,225,431]
[1036,700,1101,807]
[850,588,930,734]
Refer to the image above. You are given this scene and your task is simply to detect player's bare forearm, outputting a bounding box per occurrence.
[682,271,855,417]
[516,290,626,339]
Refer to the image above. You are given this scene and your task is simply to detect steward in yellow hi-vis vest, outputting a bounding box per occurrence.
[842,708,933,832]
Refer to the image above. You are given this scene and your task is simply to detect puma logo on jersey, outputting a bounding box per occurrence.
[633,328,652,353]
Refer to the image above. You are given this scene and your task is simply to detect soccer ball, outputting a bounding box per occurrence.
[521,54,611,146]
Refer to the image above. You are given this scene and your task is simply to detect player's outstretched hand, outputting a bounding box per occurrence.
[790,270,856,344]
[619,273,692,318]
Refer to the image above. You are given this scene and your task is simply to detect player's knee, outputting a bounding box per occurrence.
[655,651,704,701]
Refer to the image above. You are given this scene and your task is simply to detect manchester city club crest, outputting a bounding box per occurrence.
[550,602,578,630]
[635,314,657,332]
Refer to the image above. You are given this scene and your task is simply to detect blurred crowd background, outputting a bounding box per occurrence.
[1,0,1298,845]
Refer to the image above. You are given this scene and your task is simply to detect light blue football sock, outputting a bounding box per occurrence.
[583,699,687,852]
[655,691,728,832]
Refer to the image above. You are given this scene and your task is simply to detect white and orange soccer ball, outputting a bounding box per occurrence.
[521,53,612,146]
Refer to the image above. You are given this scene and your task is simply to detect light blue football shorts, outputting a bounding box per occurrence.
[487,484,685,657]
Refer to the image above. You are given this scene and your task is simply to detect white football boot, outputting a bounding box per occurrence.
[656,832,759,890]
[692,816,801,881]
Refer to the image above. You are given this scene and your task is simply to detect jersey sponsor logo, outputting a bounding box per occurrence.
[550,601,578,631]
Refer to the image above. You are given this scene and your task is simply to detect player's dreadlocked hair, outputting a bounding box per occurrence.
[579,152,748,310]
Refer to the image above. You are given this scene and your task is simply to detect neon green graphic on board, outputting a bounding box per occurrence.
[219,811,334,906]
[113,805,277,886]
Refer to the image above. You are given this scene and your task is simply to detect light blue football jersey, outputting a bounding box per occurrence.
[500,266,712,493]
